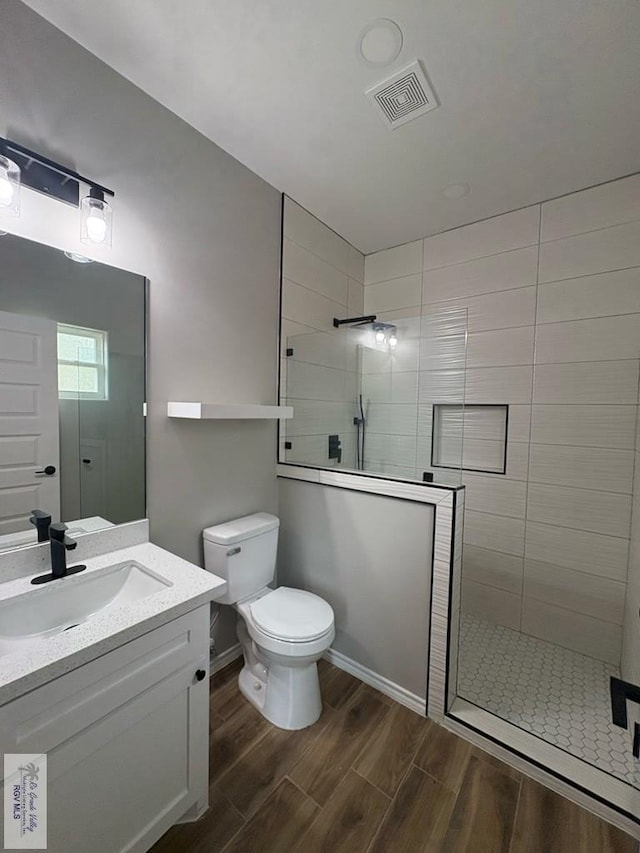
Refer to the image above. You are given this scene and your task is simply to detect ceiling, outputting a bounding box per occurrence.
[21,0,640,254]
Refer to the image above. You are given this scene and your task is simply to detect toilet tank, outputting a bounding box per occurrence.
[203,512,279,605]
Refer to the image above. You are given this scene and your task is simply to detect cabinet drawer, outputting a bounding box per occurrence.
[0,605,209,776]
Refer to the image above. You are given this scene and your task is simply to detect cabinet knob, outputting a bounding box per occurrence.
[195,669,206,682]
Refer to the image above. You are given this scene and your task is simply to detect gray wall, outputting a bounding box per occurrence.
[277,478,434,700]
[0,1,282,653]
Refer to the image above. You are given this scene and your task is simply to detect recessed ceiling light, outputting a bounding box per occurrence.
[442,182,470,200]
[358,19,403,67]
[64,251,94,264]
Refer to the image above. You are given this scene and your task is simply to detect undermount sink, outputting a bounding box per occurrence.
[0,561,172,657]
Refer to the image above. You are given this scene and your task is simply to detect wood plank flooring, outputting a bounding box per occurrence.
[150,658,638,853]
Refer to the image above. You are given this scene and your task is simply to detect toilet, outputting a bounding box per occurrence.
[203,512,335,730]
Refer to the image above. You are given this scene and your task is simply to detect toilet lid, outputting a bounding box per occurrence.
[249,587,334,642]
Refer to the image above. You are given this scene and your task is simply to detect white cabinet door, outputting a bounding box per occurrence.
[0,606,210,853]
[0,310,60,532]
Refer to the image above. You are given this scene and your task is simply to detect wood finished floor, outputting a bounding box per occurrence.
[150,658,638,853]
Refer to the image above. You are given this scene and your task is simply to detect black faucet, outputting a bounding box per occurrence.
[29,509,52,543]
[31,522,86,585]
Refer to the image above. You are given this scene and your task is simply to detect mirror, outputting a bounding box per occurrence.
[0,233,146,551]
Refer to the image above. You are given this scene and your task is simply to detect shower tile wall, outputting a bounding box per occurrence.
[363,174,640,664]
[280,196,365,469]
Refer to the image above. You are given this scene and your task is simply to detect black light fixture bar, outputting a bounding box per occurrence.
[0,136,114,208]
[333,315,377,328]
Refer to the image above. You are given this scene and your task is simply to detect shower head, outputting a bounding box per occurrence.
[333,315,397,346]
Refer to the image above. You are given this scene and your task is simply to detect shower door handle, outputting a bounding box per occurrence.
[610,676,640,728]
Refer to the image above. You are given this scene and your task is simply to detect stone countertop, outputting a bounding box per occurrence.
[0,541,227,705]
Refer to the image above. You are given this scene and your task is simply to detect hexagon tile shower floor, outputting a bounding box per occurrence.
[458,614,640,788]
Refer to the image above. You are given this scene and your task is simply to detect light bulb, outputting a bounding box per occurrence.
[375,329,386,344]
[80,190,112,247]
[0,173,13,206]
[389,333,398,349]
[86,210,107,243]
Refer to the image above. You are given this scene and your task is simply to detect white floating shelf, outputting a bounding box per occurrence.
[167,402,294,420]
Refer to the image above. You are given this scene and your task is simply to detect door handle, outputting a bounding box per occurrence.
[610,676,640,728]
[35,465,56,476]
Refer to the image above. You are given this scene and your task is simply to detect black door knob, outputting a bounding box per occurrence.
[195,669,206,682]
[35,465,56,476]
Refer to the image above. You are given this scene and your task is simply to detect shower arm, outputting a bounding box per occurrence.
[333,315,377,328]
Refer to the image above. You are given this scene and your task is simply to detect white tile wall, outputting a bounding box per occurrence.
[286,360,353,403]
[528,444,635,494]
[364,273,422,313]
[423,206,540,270]
[422,246,539,302]
[361,370,419,404]
[462,578,522,631]
[462,545,524,595]
[530,405,637,449]
[526,483,632,538]
[464,510,525,556]
[533,361,640,404]
[536,268,640,324]
[364,240,422,285]
[521,598,622,665]
[540,175,640,242]
[463,366,534,405]
[365,433,417,469]
[281,278,344,331]
[286,330,347,371]
[365,403,418,435]
[534,315,640,364]
[466,327,535,368]
[347,278,364,315]
[461,474,527,519]
[423,286,537,332]
[284,399,356,436]
[348,246,365,283]
[523,559,626,624]
[524,522,629,582]
[284,197,350,273]
[538,220,640,283]
[283,237,348,305]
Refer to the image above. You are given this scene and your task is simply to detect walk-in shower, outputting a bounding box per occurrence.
[279,178,640,831]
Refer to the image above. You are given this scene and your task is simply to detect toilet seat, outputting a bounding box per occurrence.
[249,587,334,642]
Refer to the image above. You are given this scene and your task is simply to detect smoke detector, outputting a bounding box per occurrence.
[366,60,438,129]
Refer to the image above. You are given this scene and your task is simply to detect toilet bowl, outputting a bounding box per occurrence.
[203,513,335,730]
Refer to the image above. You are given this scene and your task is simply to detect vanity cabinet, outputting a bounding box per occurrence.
[0,605,211,853]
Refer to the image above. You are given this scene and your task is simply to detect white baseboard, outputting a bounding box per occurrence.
[324,648,425,716]
[211,643,243,675]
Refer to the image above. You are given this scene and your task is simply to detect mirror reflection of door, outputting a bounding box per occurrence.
[0,233,146,551]
[0,310,60,536]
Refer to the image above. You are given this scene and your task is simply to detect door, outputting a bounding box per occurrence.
[0,310,60,535]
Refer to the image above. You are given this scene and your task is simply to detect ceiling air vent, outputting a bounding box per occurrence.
[366,60,438,129]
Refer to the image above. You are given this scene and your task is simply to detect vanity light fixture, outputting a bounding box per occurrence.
[0,136,114,246]
[388,331,398,349]
[0,154,21,216]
